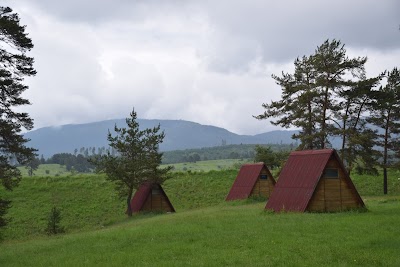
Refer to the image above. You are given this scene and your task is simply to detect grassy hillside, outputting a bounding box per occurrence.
[0,174,125,241]
[166,159,251,172]
[1,200,400,266]
[19,159,246,177]
[18,164,69,177]
[0,169,239,241]
[2,167,400,241]
[1,167,400,265]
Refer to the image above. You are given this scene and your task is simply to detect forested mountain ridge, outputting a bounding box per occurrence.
[25,119,298,158]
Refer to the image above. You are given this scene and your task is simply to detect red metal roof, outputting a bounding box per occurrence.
[130,182,153,212]
[226,163,274,201]
[130,182,175,213]
[266,149,343,212]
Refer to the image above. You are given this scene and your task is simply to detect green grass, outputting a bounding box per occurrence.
[2,167,400,242]
[1,200,400,266]
[351,169,400,196]
[164,158,251,172]
[1,165,400,265]
[18,164,70,177]
[1,174,125,241]
[165,170,237,210]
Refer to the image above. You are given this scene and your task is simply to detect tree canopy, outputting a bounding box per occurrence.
[255,39,381,173]
[90,108,172,216]
[0,6,36,228]
[368,68,400,194]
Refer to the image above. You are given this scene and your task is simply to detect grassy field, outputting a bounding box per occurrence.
[165,158,252,172]
[1,164,400,265]
[19,164,70,177]
[1,199,400,266]
[0,174,125,241]
[18,159,249,176]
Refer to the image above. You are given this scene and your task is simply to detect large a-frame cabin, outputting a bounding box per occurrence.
[266,149,365,212]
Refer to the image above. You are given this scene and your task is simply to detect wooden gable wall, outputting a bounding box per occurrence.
[307,156,363,212]
[250,166,275,198]
[141,185,174,212]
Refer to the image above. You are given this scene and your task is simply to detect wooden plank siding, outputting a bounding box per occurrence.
[308,158,362,212]
[141,191,174,212]
[250,169,274,198]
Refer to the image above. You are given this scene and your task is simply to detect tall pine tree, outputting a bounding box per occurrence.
[333,77,381,174]
[368,68,400,194]
[256,39,378,171]
[255,55,321,149]
[0,6,36,229]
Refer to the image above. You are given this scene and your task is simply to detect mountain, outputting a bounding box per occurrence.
[24,119,298,158]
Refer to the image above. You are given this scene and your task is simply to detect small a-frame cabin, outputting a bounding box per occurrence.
[266,149,365,212]
[130,183,175,213]
[226,163,276,201]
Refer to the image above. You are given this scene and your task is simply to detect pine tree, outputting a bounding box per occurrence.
[256,39,378,169]
[255,55,321,149]
[311,39,367,148]
[45,206,65,235]
[90,108,172,216]
[334,77,381,173]
[368,68,400,194]
[0,6,36,229]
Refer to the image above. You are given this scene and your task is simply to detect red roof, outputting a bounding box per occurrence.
[130,183,153,212]
[226,163,274,201]
[130,182,175,213]
[266,149,364,212]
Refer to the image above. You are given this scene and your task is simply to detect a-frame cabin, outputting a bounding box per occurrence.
[130,183,175,213]
[226,163,276,201]
[266,149,365,212]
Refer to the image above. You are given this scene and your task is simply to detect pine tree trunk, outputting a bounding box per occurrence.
[383,167,388,195]
[383,112,390,195]
[126,187,134,217]
[321,86,329,149]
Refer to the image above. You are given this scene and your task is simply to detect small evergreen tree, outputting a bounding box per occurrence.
[45,206,65,235]
[90,108,172,216]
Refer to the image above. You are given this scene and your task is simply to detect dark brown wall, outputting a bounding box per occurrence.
[141,188,174,212]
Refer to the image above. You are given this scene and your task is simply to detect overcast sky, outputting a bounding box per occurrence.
[5,0,400,135]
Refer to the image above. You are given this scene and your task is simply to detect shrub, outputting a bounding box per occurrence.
[45,206,65,235]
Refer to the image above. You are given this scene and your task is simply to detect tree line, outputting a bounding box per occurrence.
[161,143,293,164]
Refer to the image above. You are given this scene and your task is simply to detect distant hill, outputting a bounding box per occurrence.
[25,119,298,158]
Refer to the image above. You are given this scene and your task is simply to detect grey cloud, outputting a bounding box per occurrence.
[15,0,198,25]
[6,0,400,135]
[199,0,400,70]
[15,0,400,66]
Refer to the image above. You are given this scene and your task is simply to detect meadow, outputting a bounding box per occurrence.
[1,163,400,266]
[166,158,251,172]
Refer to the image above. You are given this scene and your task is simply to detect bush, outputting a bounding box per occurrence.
[45,206,65,235]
